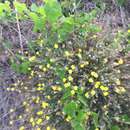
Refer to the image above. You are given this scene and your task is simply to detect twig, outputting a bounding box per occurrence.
[0,25,3,41]
[113,117,130,126]
[120,6,126,29]
[15,11,24,54]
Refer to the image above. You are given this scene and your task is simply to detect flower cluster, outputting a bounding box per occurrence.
[4,31,128,130]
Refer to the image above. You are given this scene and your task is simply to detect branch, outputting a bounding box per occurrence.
[16,11,24,54]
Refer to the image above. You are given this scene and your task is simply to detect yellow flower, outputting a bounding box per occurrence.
[95,128,99,130]
[37,111,43,115]
[68,69,73,74]
[94,81,101,88]
[103,105,108,109]
[6,87,10,91]
[42,83,45,86]
[11,87,15,91]
[80,63,85,68]
[128,29,130,33]
[66,116,71,122]
[84,61,89,65]
[45,116,50,120]
[71,65,76,70]
[54,43,58,49]
[115,87,126,94]
[58,100,61,104]
[103,58,108,63]
[120,87,126,93]
[52,86,57,91]
[36,51,40,55]
[23,101,27,106]
[46,95,51,99]
[19,126,25,130]
[73,86,78,91]
[42,102,49,108]
[32,121,35,127]
[36,87,44,91]
[85,92,89,98]
[115,79,121,85]
[52,128,56,130]
[36,118,43,125]
[68,76,73,81]
[19,115,22,119]
[29,117,34,122]
[25,51,28,54]
[63,78,67,82]
[103,92,109,96]
[37,83,42,87]
[90,90,96,96]
[100,86,109,91]
[29,56,36,62]
[64,51,70,57]
[47,64,51,68]
[71,90,75,95]
[78,48,82,52]
[46,126,51,130]
[42,67,47,72]
[57,87,62,91]
[31,70,34,76]
[91,71,98,78]
[36,128,41,130]
[52,86,62,91]
[93,35,97,38]
[77,53,82,58]
[50,58,54,62]
[118,58,124,65]
[64,82,71,88]
[65,66,69,70]
[25,108,30,112]
[88,78,94,83]
[35,97,40,104]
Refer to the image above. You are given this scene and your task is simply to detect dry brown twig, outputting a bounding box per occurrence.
[15,10,24,54]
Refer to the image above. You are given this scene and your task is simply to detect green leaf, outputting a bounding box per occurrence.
[74,124,85,130]
[116,0,125,6]
[63,101,77,117]
[120,114,130,122]
[44,0,62,24]
[29,12,45,32]
[58,16,74,41]
[76,10,97,25]
[31,4,46,17]
[76,110,86,122]
[37,7,46,16]
[14,1,27,14]
[27,41,36,52]
[20,61,30,74]
[111,125,120,130]
[92,112,99,128]
[72,120,85,130]
[11,61,30,74]
[125,44,130,53]
[31,3,38,12]
[55,66,65,79]
[62,89,71,100]
[77,95,88,107]
[2,41,13,49]
[0,1,10,17]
